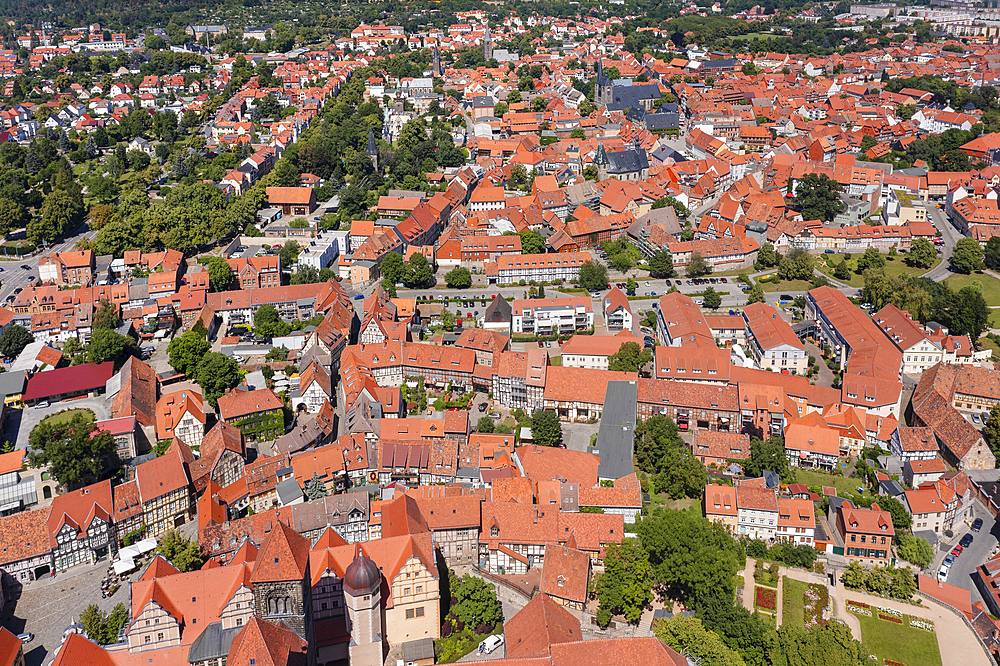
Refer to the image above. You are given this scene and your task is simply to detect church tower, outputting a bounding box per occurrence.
[594,142,609,181]
[343,548,383,666]
[432,46,442,77]
[483,25,493,62]
[250,521,312,642]
[367,125,379,171]
[595,58,612,106]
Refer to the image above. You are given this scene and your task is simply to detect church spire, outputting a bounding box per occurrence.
[366,125,377,156]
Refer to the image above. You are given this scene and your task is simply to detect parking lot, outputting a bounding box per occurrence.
[8,397,111,450]
[929,507,997,607]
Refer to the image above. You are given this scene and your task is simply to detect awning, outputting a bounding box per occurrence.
[134,537,157,554]
[113,558,137,575]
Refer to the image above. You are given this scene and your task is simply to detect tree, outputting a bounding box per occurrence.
[607,341,652,373]
[634,415,684,473]
[791,173,845,222]
[860,135,878,153]
[80,603,130,645]
[741,62,761,76]
[531,409,562,447]
[407,253,434,288]
[0,325,33,359]
[519,229,546,254]
[747,282,766,304]
[451,574,502,629]
[890,567,917,599]
[908,238,938,269]
[477,416,495,433]
[278,240,300,268]
[28,413,120,490]
[85,328,137,368]
[769,621,867,666]
[833,259,852,280]
[703,286,722,310]
[595,539,653,625]
[193,352,240,407]
[951,286,989,340]
[93,300,121,331]
[626,278,637,293]
[254,304,290,338]
[842,562,866,589]
[897,534,934,568]
[155,529,204,572]
[578,261,608,291]
[744,436,791,482]
[754,242,781,270]
[205,257,235,291]
[856,247,886,273]
[777,248,813,281]
[952,237,985,274]
[0,198,28,234]
[304,472,328,500]
[167,331,211,376]
[445,267,472,289]
[380,252,406,285]
[654,616,746,666]
[648,251,674,278]
[686,253,711,278]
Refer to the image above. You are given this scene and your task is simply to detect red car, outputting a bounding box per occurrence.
[952,545,964,557]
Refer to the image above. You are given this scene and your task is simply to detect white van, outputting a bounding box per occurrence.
[479,634,504,655]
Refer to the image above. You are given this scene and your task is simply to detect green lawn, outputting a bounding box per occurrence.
[816,256,942,288]
[758,279,815,293]
[794,468,863,498]
[783,577,807,627]
[850,610,942,666]
[979,335,1000,361]
[945,272,1000,306]
[40,408,95,428]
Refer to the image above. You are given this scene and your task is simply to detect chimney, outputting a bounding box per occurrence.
[532,507,538,524]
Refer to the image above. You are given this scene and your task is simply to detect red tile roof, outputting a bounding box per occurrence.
[250,521,311,584]
[504,593,581,659]
[23,362,115,401]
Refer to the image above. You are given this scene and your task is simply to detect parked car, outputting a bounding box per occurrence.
[478,402,488,412]
[353,294,364,300]
[780,294,793,302]
[960,533,974,548]
[538,341,545,348]
[36,402,49,409]
[645,281,650,287]
[943,552,955,567]
[973,518,984,532]
[16,633,32,644]
[19,264,29,270]
[952,545,964,557]
[938,566,949,583]
[479,635,505,655]
[720,277,727,283]
[973,413,981,425]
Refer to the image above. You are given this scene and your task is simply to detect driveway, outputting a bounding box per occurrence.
[923,206,960,283]
[561,421,600,452]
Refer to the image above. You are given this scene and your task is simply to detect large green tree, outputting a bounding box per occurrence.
[254,304,291,338]
[578,260,608,291]
[951,237,985,274]
[28,413,120,490]
[380,252,406,285]
[450,574,502,629]
[79,603,130,645]
[595,539,653,625]
[518,229,546,254]
[856,247,886,273]
[897,534,934,568]
[85,328,138,368]
[754,242,781,270]
[607,341,652,373]
[531,409,562,447]
[907,238,938,269]
[777,248,813,281]
[653,615,747,666]
[649,251,674,279]
[167,330,211,376]
[193,352,240,407]
[743,436,791,482]
[984,403,1000,458]
[406,253,434,288]
[204,257,235,292]
[703,286,722,310]
[0,325,33,359]
[156,529,204,572]
[790,173,845,222]
[445,266,472,289]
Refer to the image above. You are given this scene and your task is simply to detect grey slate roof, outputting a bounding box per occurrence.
[606,147,649,175]
[595,380,638,481]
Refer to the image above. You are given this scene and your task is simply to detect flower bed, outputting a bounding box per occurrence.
[803,583,828,628]
[755,585,777,612]
[884,660,908,666]
[847,600,872,616]
[879,613,904,624]
[908,618,935,633]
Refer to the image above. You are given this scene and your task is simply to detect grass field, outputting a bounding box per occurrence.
[40,408,95,428]
[794,468,863,499]
[758,278,815,293]
[979,335,1000,360]
[849,609,942,666]
[815,256,942,288]
[944,272,1000,306]
[783,577,807,627]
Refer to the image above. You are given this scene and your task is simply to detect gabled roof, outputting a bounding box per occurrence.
[250,521,311,584]
[503,593,581,659]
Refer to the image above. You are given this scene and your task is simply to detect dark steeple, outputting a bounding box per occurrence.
[366,125,378,156]
[433,46,442,77]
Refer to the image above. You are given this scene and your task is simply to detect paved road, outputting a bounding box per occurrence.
[923,205,961,283]
[0,224,97,303]
[929,505,998,608]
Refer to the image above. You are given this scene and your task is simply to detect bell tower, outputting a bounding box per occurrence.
[343,548,383,666]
